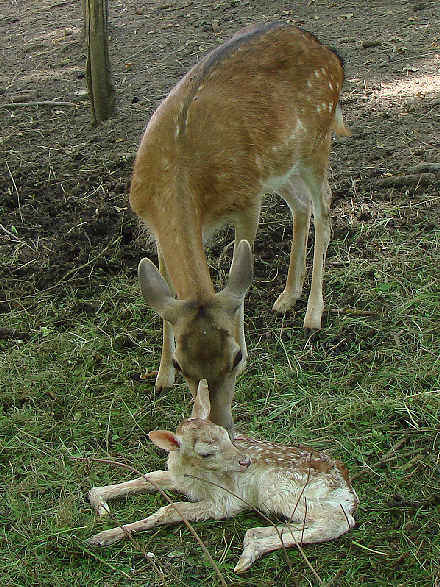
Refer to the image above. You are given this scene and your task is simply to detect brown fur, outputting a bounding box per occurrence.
[132,23,350,430]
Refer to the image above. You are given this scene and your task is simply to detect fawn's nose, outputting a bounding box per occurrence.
[239,456,251,468]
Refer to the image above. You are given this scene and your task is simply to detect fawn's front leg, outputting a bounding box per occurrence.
[87,500,219,547]
[89,471,175,516]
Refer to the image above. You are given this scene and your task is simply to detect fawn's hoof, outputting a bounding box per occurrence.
[88,488,111,517]
[234,549,257,573]
[86,527,125,547]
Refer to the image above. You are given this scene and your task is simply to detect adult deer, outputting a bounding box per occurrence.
[130,22,350,432]
[87,380,358,573]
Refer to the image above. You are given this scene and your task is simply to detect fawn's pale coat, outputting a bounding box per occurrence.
[88,381,358,573]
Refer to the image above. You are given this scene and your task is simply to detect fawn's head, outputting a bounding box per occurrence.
[149,380,251,473]
[138,241,253,432]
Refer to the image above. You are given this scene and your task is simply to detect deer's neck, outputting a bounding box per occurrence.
[154,205,214,301]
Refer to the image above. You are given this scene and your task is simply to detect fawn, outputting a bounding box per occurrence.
[130,22,350,433]
[87,381,358,573]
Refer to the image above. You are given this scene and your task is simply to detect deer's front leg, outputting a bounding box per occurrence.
[89,471,175,517]
[154,247,176,392]
[155,318,176,391]
[233,206,260,371]
[87,500,218,547]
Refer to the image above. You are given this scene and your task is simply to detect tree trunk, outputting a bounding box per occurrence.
[84,0,115,125]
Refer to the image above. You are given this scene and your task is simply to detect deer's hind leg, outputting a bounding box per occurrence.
[272,175,312,314]
[234,506,355,573]
[89,471,175,517]
[302,146,333,331]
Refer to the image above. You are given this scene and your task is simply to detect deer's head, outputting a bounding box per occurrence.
[139,241,253,433]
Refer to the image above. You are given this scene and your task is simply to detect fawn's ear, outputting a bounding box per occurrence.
[148,430,181,451]
[191,379,211,420]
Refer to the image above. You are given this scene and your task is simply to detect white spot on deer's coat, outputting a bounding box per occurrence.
[287,118,305,143]
[314,70,320,78]
[306,80,312,88]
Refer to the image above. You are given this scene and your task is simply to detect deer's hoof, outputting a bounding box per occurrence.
[272,291,297,313]
[155,370,175,393]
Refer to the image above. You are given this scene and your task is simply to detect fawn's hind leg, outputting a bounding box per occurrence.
[89,471,175,516]
[234,507,355,573]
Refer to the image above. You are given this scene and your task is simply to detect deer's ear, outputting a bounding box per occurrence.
[138,258,184,324]
[216,240,253,312]
[148,430,181,451]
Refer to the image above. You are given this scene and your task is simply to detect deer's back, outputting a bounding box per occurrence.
[130,22,344,226]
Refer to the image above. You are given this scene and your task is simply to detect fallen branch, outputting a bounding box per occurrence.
[377,173,435,187]
[0,101,77,108]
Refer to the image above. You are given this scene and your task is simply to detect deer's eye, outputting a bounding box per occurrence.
[199,453,214,458]
[172,359,182,372]
[232,350,242,370]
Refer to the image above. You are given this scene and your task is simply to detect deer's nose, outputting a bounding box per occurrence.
[239,456,251,468]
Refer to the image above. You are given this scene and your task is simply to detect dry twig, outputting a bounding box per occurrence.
[351,436,409,481]
[0,101,77,108]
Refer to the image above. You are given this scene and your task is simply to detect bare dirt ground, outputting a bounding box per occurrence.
[1,0,439,309]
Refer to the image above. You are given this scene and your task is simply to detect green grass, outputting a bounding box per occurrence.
[1,198,440,585]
